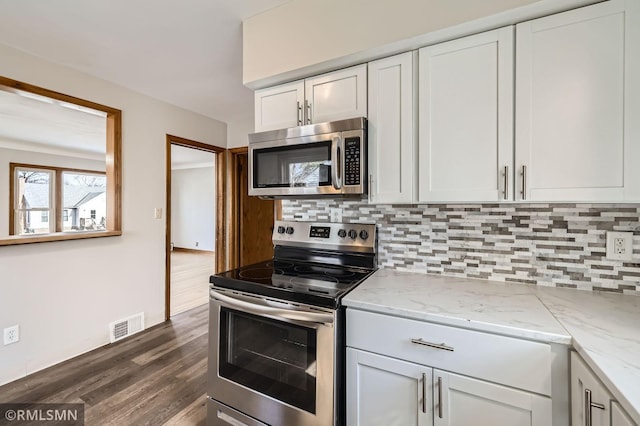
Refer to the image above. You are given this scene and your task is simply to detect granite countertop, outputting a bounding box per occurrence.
[343,268,640,424]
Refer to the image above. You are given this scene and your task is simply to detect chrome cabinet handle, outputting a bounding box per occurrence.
[437,376,443,419]
[520,165,527,200]
[369,174,373,202]
[584,389,605,426]
[422,373,427,414]
[305,100,312,124]
[297,101,302,126]
[502,166,509,200]
[411,338,454,352]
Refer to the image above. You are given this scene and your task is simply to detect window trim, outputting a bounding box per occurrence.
[0,76,122,246]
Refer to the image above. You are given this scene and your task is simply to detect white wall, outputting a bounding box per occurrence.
[0,42,227,385]
[227,120,254,148]
[0,146,106,236]
[243,0,598,87]
[171,166,216,251]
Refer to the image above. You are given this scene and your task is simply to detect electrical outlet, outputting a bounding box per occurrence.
[606,231,633,261]
[330,208,342,223]
[3,325,19,345]
[154,207,162,219]
[195,241,199,247]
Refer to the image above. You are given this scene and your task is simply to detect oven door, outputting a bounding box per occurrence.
[208,289,337,426]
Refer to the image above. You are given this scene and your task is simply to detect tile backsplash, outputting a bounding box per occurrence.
[282,201,640,294]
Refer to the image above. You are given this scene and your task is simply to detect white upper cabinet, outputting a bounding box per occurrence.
[254,64,367,132]
[254,81,305,132]
[418,27,514,202]
[304,64,367,124]
[515,0,640,202]
[368,51,416,204]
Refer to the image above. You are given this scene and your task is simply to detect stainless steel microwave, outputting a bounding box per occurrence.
[248,117,367,198]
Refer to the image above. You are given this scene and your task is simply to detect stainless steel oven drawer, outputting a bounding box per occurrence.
[207,398,268,426]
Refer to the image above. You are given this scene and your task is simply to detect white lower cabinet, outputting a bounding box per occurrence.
[571,352,637,426]
[435,369,551,426]
[347,347,551,426]
[346,309,558,425]
[347,348,432,426]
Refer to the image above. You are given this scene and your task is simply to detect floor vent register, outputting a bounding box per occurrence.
[109,312,145,343]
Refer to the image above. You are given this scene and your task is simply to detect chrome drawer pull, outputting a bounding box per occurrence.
[502,165,509,200]
[411,338,454,352]
[437,376,443,419]
[585,388,605,426]
[422,373,428,414]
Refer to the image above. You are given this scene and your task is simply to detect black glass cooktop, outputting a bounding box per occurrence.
[210,259,375,309]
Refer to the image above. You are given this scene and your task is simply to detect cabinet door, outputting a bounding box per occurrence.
[368,51,416,203]
[347,348,432,426]
[611,402,637,426]
[515,0,640,201]
[304,64,367,124]
[418,27,514,202]
[254,80,304,132]
[434,370,551,426]
[571,352,612,426]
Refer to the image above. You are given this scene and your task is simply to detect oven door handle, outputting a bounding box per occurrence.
[211,290,334,326]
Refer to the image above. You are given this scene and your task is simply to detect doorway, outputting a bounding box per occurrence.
[228,147,279,269]
[165,135,226,320]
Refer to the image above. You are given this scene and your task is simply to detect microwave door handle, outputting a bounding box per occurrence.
[211,290,334,326]
[331,136,342,190]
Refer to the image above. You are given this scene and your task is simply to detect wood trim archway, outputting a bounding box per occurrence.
[165,134,226,320]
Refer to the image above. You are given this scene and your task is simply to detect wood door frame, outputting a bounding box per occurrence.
[227,147,246,271]
[227,147,282,270]
[165,135,226,320]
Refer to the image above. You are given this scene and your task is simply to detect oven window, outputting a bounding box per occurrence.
[253,141,332,188]
[219,308,317,414]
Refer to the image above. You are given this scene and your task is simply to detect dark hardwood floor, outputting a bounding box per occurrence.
[0,303,209,425]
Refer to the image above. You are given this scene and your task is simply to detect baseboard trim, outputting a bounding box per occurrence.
[172,247,215,254]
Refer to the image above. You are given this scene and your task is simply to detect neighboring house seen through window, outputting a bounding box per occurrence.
[10,164,107,235]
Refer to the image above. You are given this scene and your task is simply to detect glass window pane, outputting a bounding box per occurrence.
[62,172,106,231]
[15,169,53,235]
[17,170,51,209]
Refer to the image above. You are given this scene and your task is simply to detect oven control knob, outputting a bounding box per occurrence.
[348,229,358,240]
[359,230,369,240]
[285,226,294,235]
[277,226,286,234]
[338,229,347,238]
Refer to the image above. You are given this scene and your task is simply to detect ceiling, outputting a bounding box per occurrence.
[0,88,107,158]
[0,0,291,132]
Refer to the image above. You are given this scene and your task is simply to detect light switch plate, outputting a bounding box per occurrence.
[606,231,633,261]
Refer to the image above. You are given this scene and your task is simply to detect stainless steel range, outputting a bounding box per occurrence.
[207,220,377,426]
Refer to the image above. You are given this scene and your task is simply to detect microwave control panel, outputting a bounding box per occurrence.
[344,137,361,186]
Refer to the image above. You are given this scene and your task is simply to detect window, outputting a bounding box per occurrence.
[11,164,106,235]
[13,167,54,235]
